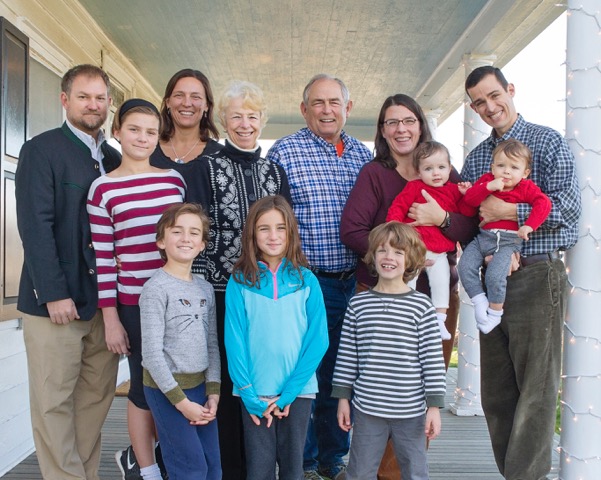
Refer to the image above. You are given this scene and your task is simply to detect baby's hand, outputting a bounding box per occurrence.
[487,178,505,192]
[517,225,533,241]
[457,181,472,195]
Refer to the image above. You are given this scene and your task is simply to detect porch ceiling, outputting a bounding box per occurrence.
[78,0,564,139]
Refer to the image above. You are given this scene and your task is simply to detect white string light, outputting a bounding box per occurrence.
[563,323,601,349]
[566,136,601,157]
[565,4,601,30]
[560,398,601,421]
[556,447,601,473]
[560,2,601,477]
[580,178,601,197]
[452,318,482,407]
[461,118,490,154]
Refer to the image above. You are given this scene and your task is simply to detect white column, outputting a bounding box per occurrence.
[560,3,601,479]
[461,54,496,162]
[425,109,442,140]
[449,287,484,416]
[449,53,495,417]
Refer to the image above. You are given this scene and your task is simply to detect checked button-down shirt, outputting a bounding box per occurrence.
[267,127,372,272]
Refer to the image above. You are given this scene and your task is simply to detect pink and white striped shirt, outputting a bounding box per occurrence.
[87,170,186,307]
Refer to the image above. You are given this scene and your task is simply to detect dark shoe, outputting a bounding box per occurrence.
[304,471,327,480]
[115,446,142,480]
[319,465,347,480]
[155,443,169,480]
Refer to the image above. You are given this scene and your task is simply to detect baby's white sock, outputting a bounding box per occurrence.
[478,308,503,334]
[141,464,162,480]
[436,312,452,340]
[470,293,489,327]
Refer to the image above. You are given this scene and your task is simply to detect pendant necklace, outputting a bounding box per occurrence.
[170,138,201,164]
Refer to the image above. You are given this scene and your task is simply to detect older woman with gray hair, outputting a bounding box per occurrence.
[194,80,291,480]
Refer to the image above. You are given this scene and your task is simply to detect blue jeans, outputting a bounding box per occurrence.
[304,274,355,472]
[144,383,221,480]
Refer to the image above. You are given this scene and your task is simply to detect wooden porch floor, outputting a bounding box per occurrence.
[2,368,560,479]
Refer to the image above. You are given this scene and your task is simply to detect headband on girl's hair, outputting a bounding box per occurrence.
[118,98,160,121]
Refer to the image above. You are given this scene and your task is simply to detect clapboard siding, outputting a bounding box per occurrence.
[0,323,33,477]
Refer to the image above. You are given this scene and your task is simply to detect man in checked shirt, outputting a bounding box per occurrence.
[462,65,581,480]
[267,74,372,480]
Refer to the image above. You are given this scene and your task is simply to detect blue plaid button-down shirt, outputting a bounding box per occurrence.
[461,114,581,256]
[267,128,372,271]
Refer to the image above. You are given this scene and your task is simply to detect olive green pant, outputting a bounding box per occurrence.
[480,259,566,480]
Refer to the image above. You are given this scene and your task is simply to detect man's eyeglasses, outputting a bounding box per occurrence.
[382,118,418,128]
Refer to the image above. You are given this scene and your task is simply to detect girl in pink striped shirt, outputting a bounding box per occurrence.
[87,98,185,480]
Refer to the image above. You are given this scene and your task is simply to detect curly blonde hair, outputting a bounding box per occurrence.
[217,80,268,129]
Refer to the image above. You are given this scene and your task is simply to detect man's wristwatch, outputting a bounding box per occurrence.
[439,211,451,230]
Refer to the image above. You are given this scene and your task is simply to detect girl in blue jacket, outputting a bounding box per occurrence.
[225,195,328,480]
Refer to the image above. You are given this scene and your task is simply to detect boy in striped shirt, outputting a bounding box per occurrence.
[332,221,446,480]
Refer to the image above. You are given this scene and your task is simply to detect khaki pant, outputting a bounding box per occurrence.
[23,310,118,480]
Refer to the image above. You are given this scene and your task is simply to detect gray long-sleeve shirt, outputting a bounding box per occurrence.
[332,289,446,418]
[140,269,220,404]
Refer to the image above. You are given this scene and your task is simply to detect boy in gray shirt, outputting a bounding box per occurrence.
[140,203,221,480]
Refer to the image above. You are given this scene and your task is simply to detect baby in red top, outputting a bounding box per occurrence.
[387,141,475,340]
[458,139,552,333]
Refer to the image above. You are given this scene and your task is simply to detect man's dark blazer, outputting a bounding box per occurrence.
[15,123,121,320]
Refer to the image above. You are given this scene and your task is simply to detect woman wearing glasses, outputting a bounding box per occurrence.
[339,94,477,479]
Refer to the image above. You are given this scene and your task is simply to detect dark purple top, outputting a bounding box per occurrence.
[340,160,478,288]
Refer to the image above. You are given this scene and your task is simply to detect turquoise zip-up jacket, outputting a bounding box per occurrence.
[225,260,328,416]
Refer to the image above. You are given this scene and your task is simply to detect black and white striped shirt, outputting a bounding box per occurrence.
[332,289,446,419]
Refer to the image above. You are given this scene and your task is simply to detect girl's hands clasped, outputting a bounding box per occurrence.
[250,397,291,428]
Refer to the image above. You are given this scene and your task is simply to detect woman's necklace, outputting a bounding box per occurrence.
[170,138,201,164]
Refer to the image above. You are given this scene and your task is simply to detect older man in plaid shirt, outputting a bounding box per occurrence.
[461,66,581,480]
[267,74,372,480]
